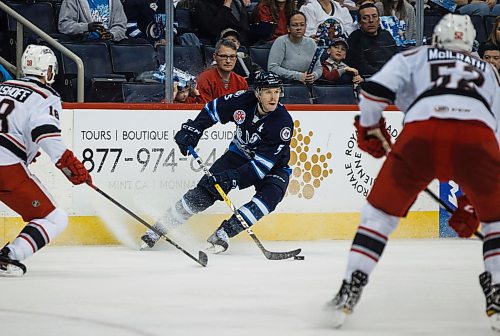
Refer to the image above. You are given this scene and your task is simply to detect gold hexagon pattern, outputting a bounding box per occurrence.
[286,120,333,199]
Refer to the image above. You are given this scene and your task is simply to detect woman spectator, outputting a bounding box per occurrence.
[252,0,296,42]
[375,0,416,41]
[300,0,355,37]
[268,11,322,84]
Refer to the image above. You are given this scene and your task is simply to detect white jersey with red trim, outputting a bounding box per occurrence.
[359,46,500,140]
[0,77,66,165]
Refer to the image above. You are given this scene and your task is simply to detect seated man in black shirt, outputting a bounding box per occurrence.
[345,2,398,77]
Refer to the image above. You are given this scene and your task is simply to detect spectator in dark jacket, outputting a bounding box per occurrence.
[123,0,169,44]
[345,2,398,77]
[193,0,251,45]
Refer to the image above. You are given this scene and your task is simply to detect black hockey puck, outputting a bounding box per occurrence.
[294,255,305,260]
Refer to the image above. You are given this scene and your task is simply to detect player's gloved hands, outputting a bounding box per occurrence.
[174,119,204,156]
[354,115,392,158]
[449,195,480,238]
[199,169,240,198]
[56,149,92,185]
[88,22,103,32]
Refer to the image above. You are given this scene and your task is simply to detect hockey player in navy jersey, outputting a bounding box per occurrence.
[141,71,294,253]
[0,45,91,276]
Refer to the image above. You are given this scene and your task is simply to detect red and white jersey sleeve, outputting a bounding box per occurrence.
[0,78,66,165]
[359,46,499,140]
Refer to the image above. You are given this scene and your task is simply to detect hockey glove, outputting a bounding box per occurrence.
[56,149,92,185]
[449,195,480,238]
[199,170,240,199]
[354,115,392,158]
[174,119,204,156]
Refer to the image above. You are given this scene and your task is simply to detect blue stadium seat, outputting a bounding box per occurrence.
[109,43,158,80]
[281,85,313,104]
[485,15,496,38]
[423,13,442,41]
[58,42,125,102]
[249,46,271,70]
[470,15,487,43]
[313,85,357,104]
[168,45,205,76]
[175,8,196,34]
[122,82,166,103]
[6,2,56,36]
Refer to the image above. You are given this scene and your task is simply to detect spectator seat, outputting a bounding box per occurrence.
[122,82,165,102]
[313,85,357,104]
[281,85,313,104]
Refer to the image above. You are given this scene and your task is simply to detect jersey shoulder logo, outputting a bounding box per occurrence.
[233,110,246,124]
[280,127,292,141]
[224,90,245,100]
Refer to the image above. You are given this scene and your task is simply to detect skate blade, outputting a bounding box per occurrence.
[205,243,225,254]
[139,242,152,251]
[324,302,348,329]
[0,264,25,277]
[488,314,500,332]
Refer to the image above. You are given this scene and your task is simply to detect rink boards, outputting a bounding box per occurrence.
[0,103,444,245]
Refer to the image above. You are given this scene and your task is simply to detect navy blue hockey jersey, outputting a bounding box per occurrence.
[193,90,294,181]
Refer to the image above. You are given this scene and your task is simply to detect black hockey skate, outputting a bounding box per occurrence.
[206,227,229,254]
[0,245,26,277]
[480,271,500,331]
[140,230,160,250]
[325,270,368,328]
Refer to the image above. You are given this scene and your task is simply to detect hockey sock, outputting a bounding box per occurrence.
[221,197,270,237]
[482,221,500,284]
[8,208,68,261]
[344,203,400,281]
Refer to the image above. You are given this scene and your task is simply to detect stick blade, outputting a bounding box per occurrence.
[198,251,208,267]
[264,248,302,260]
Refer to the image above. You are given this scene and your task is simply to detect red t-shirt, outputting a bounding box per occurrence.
[252,4,288,40]
[196,67,249,103]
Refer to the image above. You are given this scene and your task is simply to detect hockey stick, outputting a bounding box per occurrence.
[188,146,302,260]
[86,181,208,267]
[423,188,484,240]
[305,47,323,104]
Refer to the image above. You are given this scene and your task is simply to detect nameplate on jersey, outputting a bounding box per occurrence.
[0,84,33,102]
[428,49,486,71]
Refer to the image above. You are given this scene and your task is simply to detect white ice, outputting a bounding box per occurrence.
[0,238,496,336]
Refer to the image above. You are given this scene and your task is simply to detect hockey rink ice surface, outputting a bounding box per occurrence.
[0,239,496,336]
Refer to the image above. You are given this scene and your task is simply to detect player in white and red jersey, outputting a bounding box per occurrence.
[0,45,91,277]
[326,14,500,330]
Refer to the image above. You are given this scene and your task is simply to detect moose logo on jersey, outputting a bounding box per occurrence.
[233,110,246,124]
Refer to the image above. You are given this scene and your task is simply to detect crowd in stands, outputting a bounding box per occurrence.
[0,0,498,103]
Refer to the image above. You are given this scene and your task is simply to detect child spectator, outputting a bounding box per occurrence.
[173,80,202,103]
[321,37,363,85]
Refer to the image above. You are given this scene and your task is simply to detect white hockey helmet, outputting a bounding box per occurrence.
[21,45,58,84]
[432,14,476,52]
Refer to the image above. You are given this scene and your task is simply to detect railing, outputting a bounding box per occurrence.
[0,0,85,102]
